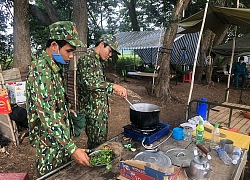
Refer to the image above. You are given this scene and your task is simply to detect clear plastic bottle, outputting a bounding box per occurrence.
[231,146,242,165]
[210,123,220,149]
[196,120,204,145]
[215,146,232,165]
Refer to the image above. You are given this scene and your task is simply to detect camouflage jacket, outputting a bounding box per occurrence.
[77,49,114,114]
[26,50,77,155]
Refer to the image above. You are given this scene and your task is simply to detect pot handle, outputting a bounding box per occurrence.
[197,144,208,154]
[176,152,185,157]
[197,144,212,160]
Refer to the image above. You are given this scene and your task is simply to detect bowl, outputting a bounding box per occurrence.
[242,111,250,119]
[89,149,115,166]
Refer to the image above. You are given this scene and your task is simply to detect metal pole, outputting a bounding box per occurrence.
[36,160,73,180]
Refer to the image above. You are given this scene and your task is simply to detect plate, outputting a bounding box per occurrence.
[133,150,172,168]
[89,149,115,166]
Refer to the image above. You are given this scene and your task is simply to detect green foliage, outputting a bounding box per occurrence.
[0,1,14,70]
[29,13,49,58]
[115,55,143,75]
[2,0,250,70]
[52,0,73,20]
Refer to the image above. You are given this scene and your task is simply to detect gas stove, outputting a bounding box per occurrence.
[123,122,170,145]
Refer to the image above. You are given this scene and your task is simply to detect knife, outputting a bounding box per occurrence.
[204,126,226,138]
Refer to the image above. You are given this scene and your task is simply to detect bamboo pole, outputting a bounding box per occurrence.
[152,24,163,87]
[225,0,240,102]
[186,0,210,119]
[73,53,77,110]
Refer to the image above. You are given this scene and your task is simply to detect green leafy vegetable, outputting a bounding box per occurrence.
[89,150,115,169]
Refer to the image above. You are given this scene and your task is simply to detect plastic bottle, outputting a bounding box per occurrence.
[215,146,232,165]
[231,146,242,165]
[196,120,204,145]
[196,97,208,120]
[210,123,220,149]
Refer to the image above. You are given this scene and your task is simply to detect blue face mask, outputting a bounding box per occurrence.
[52,53,69,65]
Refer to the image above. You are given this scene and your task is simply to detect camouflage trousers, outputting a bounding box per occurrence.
[85,103,109,149]
[35,145,71,177]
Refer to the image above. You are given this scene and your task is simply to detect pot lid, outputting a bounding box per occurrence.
[165,148,194,167]
[133,150,172,168]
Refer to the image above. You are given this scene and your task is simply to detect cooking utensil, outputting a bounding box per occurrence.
[187,147,212,180]
[124,98,138,111]
[196,144,211,160]
[130,103,160,129]
[204,126,226,138]
[165,148,194,167]
[242,111,250,119]
[133,150,172,168]
[220,139,234,154]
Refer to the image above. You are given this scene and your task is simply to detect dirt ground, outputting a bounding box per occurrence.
[0,75,249,180]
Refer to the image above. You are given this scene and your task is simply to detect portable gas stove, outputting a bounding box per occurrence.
[123,122,170,145]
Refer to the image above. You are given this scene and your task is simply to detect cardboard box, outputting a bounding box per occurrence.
[120,160,175,180]
[6,82,26,103]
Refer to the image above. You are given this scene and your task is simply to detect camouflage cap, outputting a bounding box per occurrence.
[49,21,86,48]
[99,34,121,55]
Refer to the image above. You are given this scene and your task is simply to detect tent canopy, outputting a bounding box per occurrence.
[178,6,250,36]
[212,33,250,57]
[115,29,199,65]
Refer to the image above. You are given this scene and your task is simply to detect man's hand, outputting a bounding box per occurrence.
[113,84,127,99]
[70,109,77,117]
[248,75,250,78]
[72,148,90,166]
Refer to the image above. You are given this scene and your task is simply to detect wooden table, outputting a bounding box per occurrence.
[127,71,158,77]
[46,132,248,180]
[209,102,250,134]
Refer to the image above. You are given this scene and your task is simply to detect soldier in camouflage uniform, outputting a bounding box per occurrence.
[26,21,90,177]
[77,34,127,149]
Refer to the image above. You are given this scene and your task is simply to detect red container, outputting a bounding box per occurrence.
[0,173,29,180]
[242,111,250,119]
[0,89,12,114]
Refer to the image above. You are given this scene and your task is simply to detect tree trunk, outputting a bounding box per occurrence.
[41,0,60,22]
[153,0,190,102]
[71,0,88,70]
[123,0,140,31]
[197,27,228,84]
[29,4,54,26]
[13,0,31,70]
[196,30,214,83]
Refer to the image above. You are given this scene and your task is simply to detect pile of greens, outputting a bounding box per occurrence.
[89,149,115,170]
